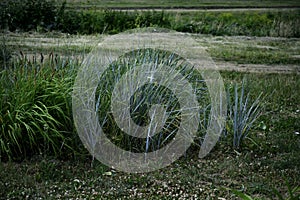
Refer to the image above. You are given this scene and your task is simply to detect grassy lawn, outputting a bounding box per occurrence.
[1,144,299,199]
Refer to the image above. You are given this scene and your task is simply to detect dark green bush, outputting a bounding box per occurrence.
[0,0,65,31]
[60,9,298,37]
[1,0,299,37]
[58,10,82,34]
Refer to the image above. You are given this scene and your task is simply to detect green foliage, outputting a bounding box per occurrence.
[0,0,65,31]
[0,56,81,161]
[171,10,300,37]
[59,9,171,34]
[1,0,299,37]
[57,9,299,37]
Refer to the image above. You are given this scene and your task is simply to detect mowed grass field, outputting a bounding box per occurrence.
[0,1,300,199]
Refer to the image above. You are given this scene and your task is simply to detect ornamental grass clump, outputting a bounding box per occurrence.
[94,48,210,154]
[225,79,263,149]
[0,55,81,161]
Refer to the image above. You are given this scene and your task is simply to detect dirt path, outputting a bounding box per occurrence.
[214,61,300,73]
[4,31,300,74]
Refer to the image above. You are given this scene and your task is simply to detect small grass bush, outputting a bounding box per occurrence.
[224,79,263,149]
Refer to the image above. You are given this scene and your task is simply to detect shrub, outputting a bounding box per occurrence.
[0,0,65,31]
[58,10,82,34]
[58,9,171,34]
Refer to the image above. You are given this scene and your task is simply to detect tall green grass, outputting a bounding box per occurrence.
[1,50,299,161]
[1,48,211,160]
[0,56,81,161]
